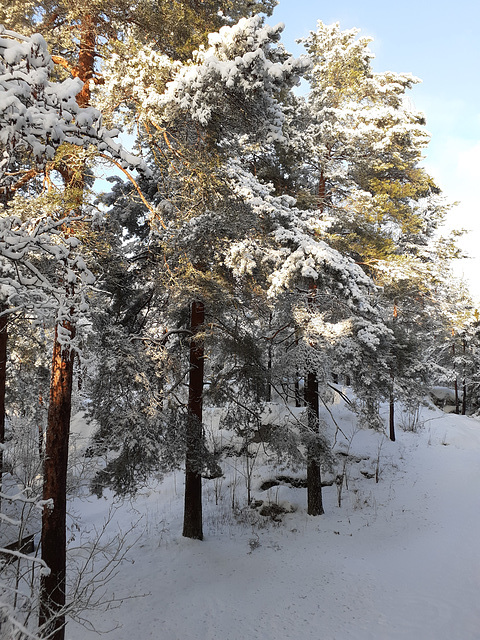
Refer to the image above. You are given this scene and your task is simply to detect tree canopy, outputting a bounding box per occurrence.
[0,8,475,639]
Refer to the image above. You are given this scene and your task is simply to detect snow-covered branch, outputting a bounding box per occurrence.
[0,25,148,196]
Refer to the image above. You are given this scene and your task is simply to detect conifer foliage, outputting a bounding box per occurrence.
[0,25,144,640]
[0,6,472,640]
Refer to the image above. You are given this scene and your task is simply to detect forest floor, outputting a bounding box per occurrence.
[66,398,480,640]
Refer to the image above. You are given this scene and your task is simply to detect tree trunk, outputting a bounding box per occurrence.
[0,311,7,510]
[454,378,460,415]
[389,371,395,442]
[318,169,326,207]
[452,342,460,414]
[75,13,96,108]
[389,391,395,442]
[38,322,75,640]
[305,371,324,516]
[39,16,95,636]
[182,300,205,540]
[390,306,397,441]
[294,373,301,408]
[266,350,272,402]
[294,331,301,407]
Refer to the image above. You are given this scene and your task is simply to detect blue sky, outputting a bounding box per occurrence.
[271,0,480,301]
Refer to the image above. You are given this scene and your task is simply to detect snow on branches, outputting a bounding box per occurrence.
[0,212,94,344]
[222,161,393,401]
[223,161,375,308]
[161,16,309,141]
[100,16,309,145]
[0,25,146,195]
[0,25,151,336]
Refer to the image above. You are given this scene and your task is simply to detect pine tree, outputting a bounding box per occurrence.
[284,21,455,436]
[89,15,310,535]
[299,22,444,264]
[0,24,145,638]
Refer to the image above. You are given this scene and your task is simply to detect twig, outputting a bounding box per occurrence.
[96,153,166,229]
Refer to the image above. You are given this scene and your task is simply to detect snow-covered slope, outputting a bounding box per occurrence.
[66,405,480,640]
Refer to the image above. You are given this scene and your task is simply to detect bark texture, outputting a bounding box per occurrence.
[305,280,324,516]
[75,14,96,108]
[389,391,396,442]
[305,371,324,516]
[38,16,94,637]
[39,322,75,639]
[182,300,205,540]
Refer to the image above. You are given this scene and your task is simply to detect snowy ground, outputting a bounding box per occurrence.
[65,402,480,640]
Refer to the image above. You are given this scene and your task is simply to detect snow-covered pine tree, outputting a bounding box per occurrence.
[93,14,309,538]
[464,311,480,416]
[223,158,393,512]
[429,263,478,416]
[1,0,280,547]
[286,22,455,436]
[0,25,99,523]
[118,17,402,517]
[84,186,186,497]
[0,25,145,639]
[299,22,444,260]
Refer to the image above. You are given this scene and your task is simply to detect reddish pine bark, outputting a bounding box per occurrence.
[75,14,96,108]
[39,16,95,638]
[38,322,75,639]
[182,300,205,540]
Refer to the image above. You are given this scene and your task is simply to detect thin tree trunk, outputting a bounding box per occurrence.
[305,370,324,516]
[0,311,7,511]
[389,390,395,442]
[266,311,273,403]
[38,322,75,640]
[266,350,272,402]
[294,331,301,407]
[452,341,460,414]
[183,300,205,540]
[38,396,44,462]
[294,373,301,408]
[318,169,326,206]
[302,172,327,514]
[390,304,397,441]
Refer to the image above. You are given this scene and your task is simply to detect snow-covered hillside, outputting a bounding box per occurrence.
[66,403,480,640]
